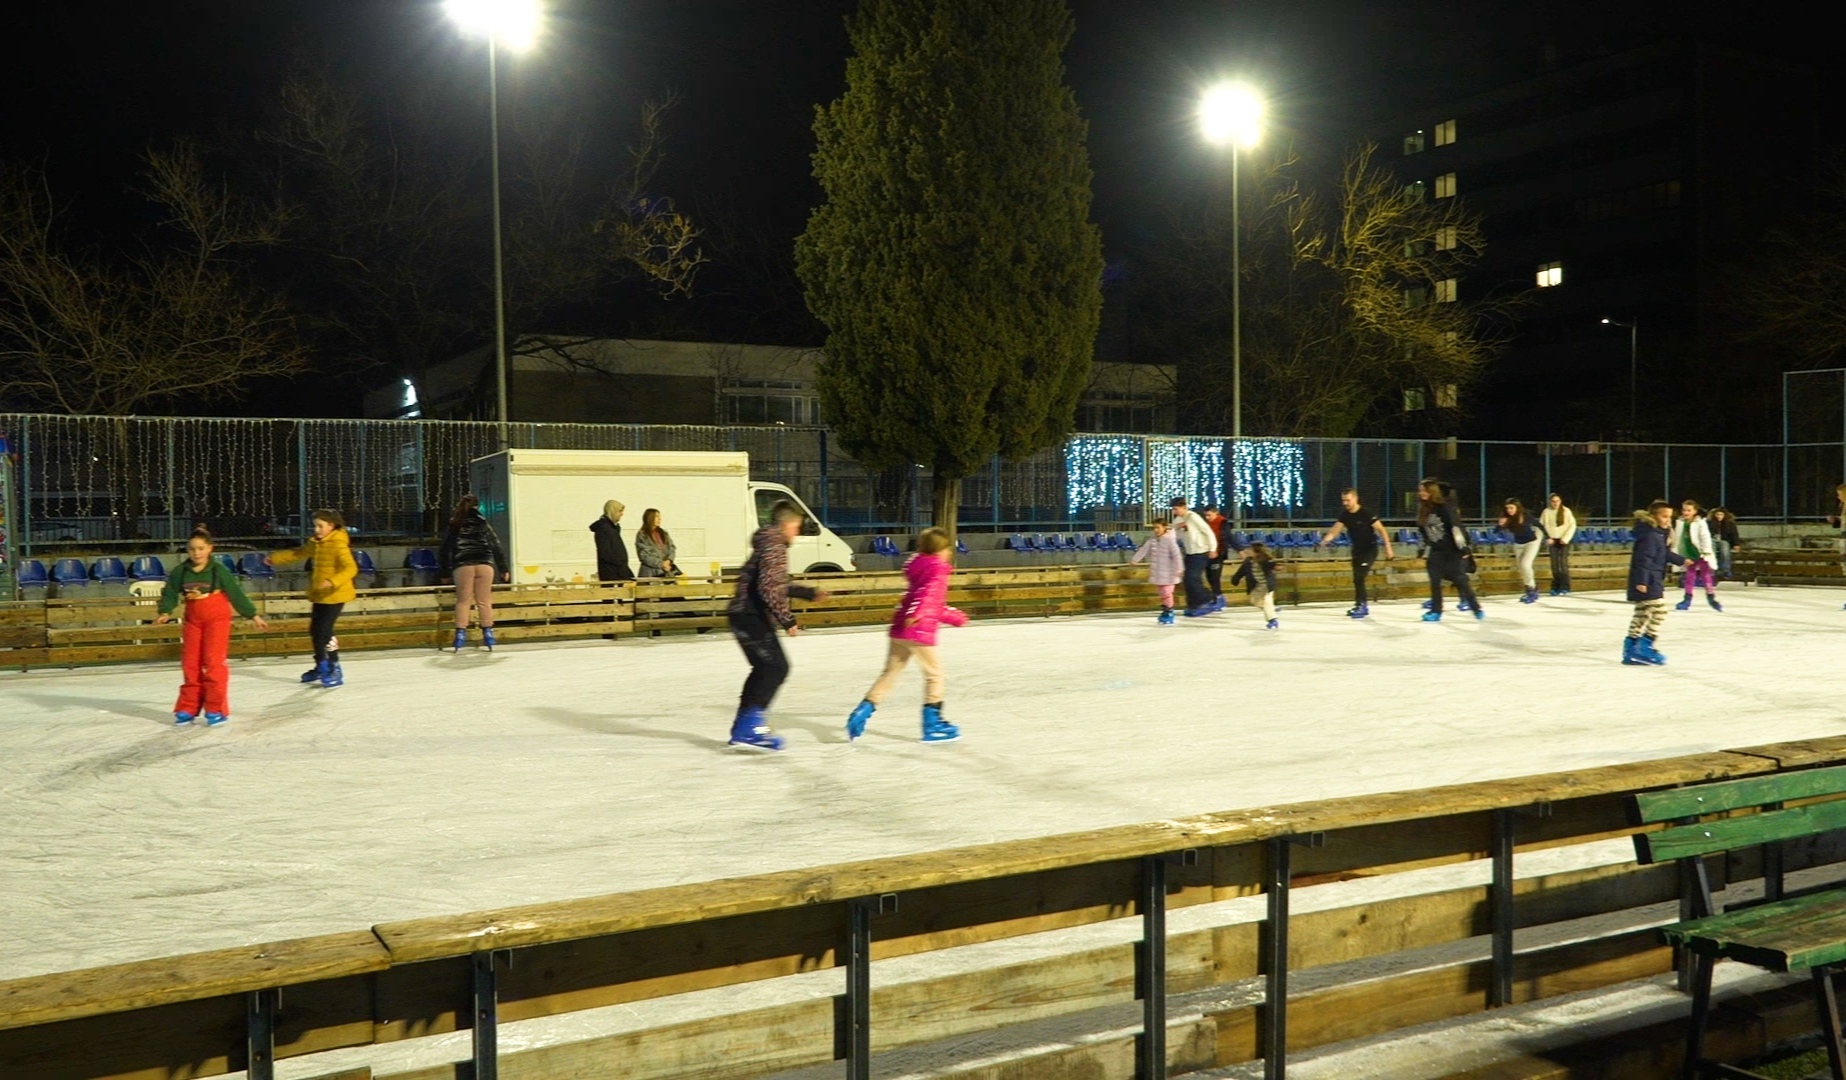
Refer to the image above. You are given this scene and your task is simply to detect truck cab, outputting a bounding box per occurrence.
[749,483,856,574]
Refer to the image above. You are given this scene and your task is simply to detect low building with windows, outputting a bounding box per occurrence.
[1378,39,1816,439]
[369,336,1177,433]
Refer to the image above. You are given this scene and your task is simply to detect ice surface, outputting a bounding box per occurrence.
[3,586,1839,983]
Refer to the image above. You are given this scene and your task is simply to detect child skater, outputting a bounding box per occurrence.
[1129,520,1183,625]
[844,528,967,743]
[1670,499,1721,611]
[1230,540,1281,630]
[1417,478,1483,622]
[726,501,830,751]
[1500,498,1542,604]
[266,509,359,688]
[1625,499,1685,665]
[155,528,269,726]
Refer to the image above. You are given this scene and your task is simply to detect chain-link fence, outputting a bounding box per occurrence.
[0,412,1818,554]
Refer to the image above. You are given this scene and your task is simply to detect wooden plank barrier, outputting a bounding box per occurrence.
[1733,546,1843,587]
[0,552,1633,669]
[6,735,1846,1079]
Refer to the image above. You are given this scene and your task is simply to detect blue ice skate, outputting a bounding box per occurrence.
[1157,609,1175,625]
[320,662,344,688]
[1634,637,1667,666]
[1706,595,1722,612]
[300,658,329,684]
[921,703,959,743]
[1422,610,1442,622]
[1265,618,1279,631]
[174,711,195,726]
[1421,599,1434,610]
[728,706,785,752]
[846,699,875,741]
[1622,637,1645,665]
[1472,607,1486,621]
[1347,603,1369,619]
[204,712,228,727]
[452,628,467,651]
[1519,588,1538,604]
[1183,606,1210,618]
[482,626,497,650]
[1674,596,1693,612]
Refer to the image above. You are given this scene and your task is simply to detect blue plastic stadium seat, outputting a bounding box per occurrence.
[1007,533,1030,552]
[954,538,969,555]
[1615,527,1635,545]
[91,557,128,584]
[405,548,440,573]
[52,558,89,588]
[1089,532,1110,551]
[354,549,378,576]
[130,555,167,582]
[19,559,49,587]
[1073,532,1095,551]
[1398,527,1420,547]
[214,553,239,575]
[241,552,276,578]
[1110,531,1134,551]
[1057,534,1078,552]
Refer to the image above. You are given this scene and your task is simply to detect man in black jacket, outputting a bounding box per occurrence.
[590,499,633,581]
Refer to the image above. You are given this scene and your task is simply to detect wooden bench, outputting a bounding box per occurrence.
[1633,765,1846,1079]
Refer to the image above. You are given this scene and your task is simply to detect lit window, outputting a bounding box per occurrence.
[1434,225,1457,251]
[1434,278,1458,303]
[1434,172,1457,199]
[1434,119,1457,146]
[1403,131,1426,155]
[1535,261,1563,287]
[400,378,422,419]
[1403,388,1427,412]
[1404,180,1426,203]
[1435,384,1458,408]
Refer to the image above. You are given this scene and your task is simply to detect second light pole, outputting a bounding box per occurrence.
[1200,82,1264,525]
[447,0,543,449]
[1601,317,1638,433]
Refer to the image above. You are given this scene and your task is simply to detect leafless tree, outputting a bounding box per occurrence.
[1122,143,1517,437]
[0,145,307,417]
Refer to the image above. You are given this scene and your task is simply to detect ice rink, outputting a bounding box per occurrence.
[4,585,1841,984]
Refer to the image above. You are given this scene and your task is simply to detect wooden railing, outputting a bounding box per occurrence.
[1733,547,1843,586]
[5,732,1845,1080]
[0,553,1634,668]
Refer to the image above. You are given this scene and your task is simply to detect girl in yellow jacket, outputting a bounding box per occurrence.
[266,509,359,687]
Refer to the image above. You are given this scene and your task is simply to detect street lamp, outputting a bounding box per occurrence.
[1601,317,1637,432]
[1200,82,1264,526]
[446,0,543,448]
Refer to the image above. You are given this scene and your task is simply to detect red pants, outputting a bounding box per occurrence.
[174,591,233,717]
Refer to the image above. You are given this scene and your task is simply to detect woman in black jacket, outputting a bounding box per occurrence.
[1707,506,1740,579]
[1417,478,1483,622]
[439,494,509,651]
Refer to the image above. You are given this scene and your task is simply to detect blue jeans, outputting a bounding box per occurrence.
[1182,553,1211,610]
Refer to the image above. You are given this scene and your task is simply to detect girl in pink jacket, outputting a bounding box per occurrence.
[845,528,968,743]
[1130,520,1183,625]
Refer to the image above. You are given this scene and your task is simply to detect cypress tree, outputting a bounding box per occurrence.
[795,0,1103,535]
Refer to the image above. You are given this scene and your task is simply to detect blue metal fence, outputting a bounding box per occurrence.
[0,412,1829,554]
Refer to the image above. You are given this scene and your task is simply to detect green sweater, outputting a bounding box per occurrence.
[157,560,258,618]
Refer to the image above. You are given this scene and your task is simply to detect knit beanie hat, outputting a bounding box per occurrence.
[604,499,625,522]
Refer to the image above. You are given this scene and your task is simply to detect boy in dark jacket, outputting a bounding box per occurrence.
[1624,500,1685,666]
[1230,541,1281,630]
[725,501,830,751]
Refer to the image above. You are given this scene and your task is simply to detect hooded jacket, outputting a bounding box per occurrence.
[1231,555,1279,595]
[1628,512,1687,601]
[270,526,359,604]
[1130,530,1183,587]
[590,502,633,581]
[890,552,967,646]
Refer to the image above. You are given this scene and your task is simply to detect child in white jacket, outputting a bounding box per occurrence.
[1669,500,1720,612]
[1130,521,1184,625]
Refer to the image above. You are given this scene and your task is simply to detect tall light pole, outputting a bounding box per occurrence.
[1200,82,1264,526]
[447,0,543,449]
[1601,317,1638,432]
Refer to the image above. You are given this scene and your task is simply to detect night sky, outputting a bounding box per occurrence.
[4,1,1835,375]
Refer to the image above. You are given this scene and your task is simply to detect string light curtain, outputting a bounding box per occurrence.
[1064,435,1144,514]
[1147,438,1226,509]
[1232,439,1307,511]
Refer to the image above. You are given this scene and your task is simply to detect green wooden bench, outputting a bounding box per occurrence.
[1633,765,1846,1080]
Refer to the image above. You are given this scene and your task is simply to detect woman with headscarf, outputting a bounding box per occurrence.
[590,499,633,581]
